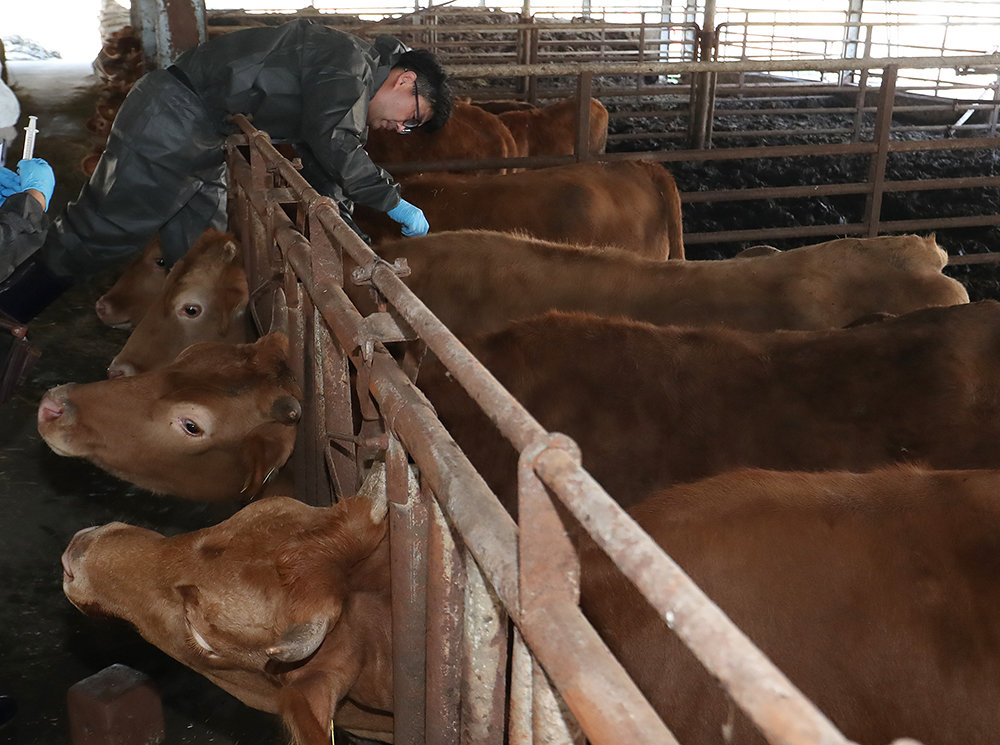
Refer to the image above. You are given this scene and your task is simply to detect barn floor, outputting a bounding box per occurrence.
[0,60,288,745]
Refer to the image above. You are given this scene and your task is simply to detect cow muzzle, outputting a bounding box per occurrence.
[37,384,76,427]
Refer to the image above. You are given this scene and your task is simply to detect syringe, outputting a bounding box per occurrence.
[22,116,39,160]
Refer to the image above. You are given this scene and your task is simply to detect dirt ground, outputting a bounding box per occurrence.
[1,58,997,745]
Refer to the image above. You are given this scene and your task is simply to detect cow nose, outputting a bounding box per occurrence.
[107,359,136,379]
[38,385,74,425]
[94,297,110,322]
[63,525,100,581]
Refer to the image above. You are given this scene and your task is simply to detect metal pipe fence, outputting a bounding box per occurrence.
[224,112,868,745]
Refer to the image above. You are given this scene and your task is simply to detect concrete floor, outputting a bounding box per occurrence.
[0,60,291,745]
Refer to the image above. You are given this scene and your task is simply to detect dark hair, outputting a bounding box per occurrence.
[395,49,453,132]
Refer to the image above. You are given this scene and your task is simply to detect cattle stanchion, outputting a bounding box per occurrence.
[223,113,863,745]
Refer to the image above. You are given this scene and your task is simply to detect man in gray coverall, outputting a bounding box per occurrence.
[0,19,452,319]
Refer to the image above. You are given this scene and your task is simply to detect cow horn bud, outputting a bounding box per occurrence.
[270,395,301,424]
[266,616,330,663]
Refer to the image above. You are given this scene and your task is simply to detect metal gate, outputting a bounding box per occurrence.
[224,113,862,745]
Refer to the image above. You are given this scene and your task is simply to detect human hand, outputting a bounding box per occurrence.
[0,166,19,198]
[386,198,429,237]
[17,158,56,206]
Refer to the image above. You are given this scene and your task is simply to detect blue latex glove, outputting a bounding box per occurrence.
[17,158,56,206]
[386,198,429,237]
[0,166,19,198]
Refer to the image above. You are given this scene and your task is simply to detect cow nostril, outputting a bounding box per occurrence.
[107,360,135,379]
[95,298,109,320]
[37,396,65,424]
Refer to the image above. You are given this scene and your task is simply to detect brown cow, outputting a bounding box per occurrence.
[498,96,609,157]
[469,98,537,114]
[365,101,517,174]
[61,465,1000,745]
[354,161,685,259]
[107,228,251,377]
[95,235,167,329]
[581,465,1000,745]
[38,333,301,501]
[346,231,966,337]
[61,493,394,745]
[415,303,1000,510]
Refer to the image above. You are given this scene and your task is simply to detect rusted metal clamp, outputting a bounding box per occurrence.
[351,256,411,285]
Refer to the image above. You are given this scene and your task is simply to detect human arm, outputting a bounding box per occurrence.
[16,159,55,209]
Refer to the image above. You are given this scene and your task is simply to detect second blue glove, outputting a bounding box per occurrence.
[386,198,430,237]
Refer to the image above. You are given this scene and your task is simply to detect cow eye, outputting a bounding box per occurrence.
[182,304,202,318]
[181,419,203,436]
[154,257,166,268]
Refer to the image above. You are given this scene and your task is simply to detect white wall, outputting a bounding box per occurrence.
[4,0,104,62]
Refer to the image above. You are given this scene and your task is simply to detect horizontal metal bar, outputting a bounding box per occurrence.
[446,52,1000,78]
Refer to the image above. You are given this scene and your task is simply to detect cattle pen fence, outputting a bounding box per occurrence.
[223,112,891,745]
[205,10,1000,265]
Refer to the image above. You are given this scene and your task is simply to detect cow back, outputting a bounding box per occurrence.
[348,231,965,338]
[355,161,682,259]
[416,304,1000,511]
[582,466,1000,745]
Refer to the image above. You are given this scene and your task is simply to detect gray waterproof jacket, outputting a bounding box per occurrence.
[173,19,405,211]
[0,192,48,282]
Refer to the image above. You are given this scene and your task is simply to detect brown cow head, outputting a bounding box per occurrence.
[95,235,168,329]
[61,493,394,744]
[108,229,251,377]
[38,333,301,501]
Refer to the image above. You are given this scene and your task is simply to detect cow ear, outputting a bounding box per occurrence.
[266,615,330,663]
[223,239,241,263]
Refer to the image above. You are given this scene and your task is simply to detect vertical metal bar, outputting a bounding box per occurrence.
[518,434,580,614]
[388,436,429,745]
[508,627,533,745]
[531,658,579,744]
[852,30,874,141]
[308,206,357,501]
[689,0,716,149]
[425,496,464,745]
[864,64,897,237]
[460,548,508,745]
[528,23,540,104]
[574,72,594,161]
[989,72,1000,137]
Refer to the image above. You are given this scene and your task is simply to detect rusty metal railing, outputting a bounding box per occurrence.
[224,113,869,745]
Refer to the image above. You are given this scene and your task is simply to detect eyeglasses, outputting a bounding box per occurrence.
[400,85,423,134]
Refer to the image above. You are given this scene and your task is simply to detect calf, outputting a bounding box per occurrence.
[498,96,609,157]
[94,235,167,329]
[107,228,251,377]
[347,231,966,337]
[365,101,516,174]
[354,161,685,259]
[38,333,301,501]
[416,303,1000,509]
[61,465,1000,745]
[582,465,1000,745]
